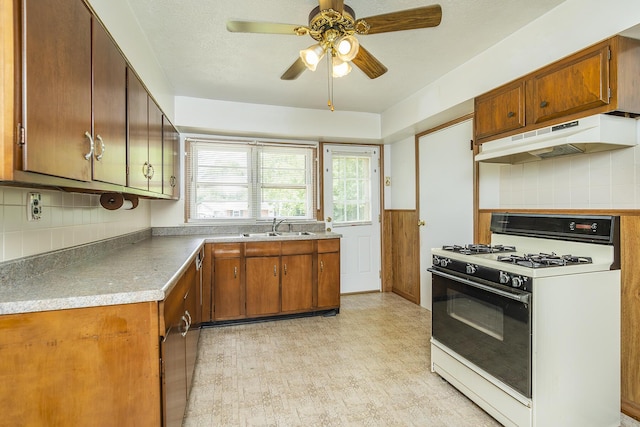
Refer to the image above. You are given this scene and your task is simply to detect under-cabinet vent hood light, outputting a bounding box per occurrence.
[475,114,638,164]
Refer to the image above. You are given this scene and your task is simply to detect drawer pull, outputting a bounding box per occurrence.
[233,266,237,278]
[273,265,277,277]
[284,264,287,275]
[320,260,324,272]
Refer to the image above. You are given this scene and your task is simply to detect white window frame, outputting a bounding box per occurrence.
[185,138,318,224]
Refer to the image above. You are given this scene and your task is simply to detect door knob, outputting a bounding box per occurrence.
[418,220,426,227]
[326,217,332,222]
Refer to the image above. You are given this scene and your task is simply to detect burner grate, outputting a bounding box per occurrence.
[497,253,593,268]
[442,244,516,255]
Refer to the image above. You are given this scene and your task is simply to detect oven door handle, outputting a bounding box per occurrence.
[428,268,531,304]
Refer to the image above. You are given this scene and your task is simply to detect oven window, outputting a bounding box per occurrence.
[447,289,504,341]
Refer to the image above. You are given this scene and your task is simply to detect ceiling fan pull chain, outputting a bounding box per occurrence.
[327,53,335,111]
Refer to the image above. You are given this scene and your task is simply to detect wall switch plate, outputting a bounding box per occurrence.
[28,192,42,221]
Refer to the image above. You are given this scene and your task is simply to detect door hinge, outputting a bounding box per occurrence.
[470,139,474,150]
[17,125,25,146]
[607,47,612,61]
[378,214,381,223]
[608,87,612,101]
[379,270,382,279]
[160,357,165,378]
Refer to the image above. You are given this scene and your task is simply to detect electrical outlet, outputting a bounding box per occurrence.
[27,192,42,221]
[384,176,391,186]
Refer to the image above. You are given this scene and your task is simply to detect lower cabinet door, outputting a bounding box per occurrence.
[162,325,187,427]
[213,257,243,320]
[318,252,340,308]
[281,254,313,312]
[245,256,280,316]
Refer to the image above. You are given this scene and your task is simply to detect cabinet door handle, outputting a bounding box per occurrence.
[273,265,277,277]
[147,163,155,179]
[94,134,105,161]
[170,175,177,187]
[507,111,515,118]
[320,260,324,272]
[540,100,549,108]
[180,315,189,337]
[185,310,192,328]
[233,266,237,278]
[284,264,287,275]
[83,131,94,160]
[142,162,149,178]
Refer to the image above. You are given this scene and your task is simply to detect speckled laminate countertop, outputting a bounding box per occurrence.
[0,232,341,316]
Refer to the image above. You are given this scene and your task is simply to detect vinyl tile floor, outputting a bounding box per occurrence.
[183,292,640,427]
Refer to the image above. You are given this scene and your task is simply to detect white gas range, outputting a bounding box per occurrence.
[429,213,621,427]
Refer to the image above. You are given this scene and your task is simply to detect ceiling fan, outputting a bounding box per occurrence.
[226,1,442,82]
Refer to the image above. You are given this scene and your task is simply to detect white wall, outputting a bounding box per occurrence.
[384,136,416,210]
[0,186,151,262]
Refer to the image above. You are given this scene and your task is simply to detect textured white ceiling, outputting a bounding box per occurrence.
[127,0,565,113]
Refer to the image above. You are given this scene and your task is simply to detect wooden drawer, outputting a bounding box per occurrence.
[212,243,242,258]
[317,238,340,253]
[281,240,314,255]
[245,241,281,257]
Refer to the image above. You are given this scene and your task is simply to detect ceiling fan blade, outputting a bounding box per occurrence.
[351,45,388,79]
[318,0,344,13]
[281,57,307,80]
[226,20,305,35]
[357,4,442,35]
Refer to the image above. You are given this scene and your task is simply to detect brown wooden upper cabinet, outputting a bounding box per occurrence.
[21,0,127,184]
[163,118,180,199]
[475,36,640,144]
[474,81,525,141]
[128,70,163,193]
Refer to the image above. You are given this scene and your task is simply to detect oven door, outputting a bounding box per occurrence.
[429,267,532,398]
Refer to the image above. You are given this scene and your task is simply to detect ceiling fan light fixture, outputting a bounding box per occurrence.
[300,44,326,71]
[332,57,352,78]
[334,35,359,61]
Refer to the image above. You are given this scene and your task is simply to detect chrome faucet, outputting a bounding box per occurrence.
[272,218,286,233]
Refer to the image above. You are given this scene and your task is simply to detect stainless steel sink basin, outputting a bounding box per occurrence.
[240,231,315,237]
[277,231,315,236]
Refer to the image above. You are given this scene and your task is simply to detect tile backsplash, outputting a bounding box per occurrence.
[480,145,640,210]
[0,186,151,262]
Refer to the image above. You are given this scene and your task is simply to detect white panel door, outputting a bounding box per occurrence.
[418,119,474,309]
[323,145,381,294]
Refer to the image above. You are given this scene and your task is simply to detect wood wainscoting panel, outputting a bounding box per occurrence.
[385,210,420,304]
[621,215,640,421]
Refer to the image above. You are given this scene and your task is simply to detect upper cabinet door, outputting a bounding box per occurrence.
[162,118,180,200]
[474,81,525,141]
[92,19,127,186]
[148,99,164,194]
[127,70,149,191]
[22,0,92,181]
[531,45,610,124]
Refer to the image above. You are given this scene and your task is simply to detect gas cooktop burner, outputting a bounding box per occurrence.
[442,244,517,255]
[496,253,593,268]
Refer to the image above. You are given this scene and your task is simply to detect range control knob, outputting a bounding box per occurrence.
[466,264,477,274]
[433,256,441,266]
[512,276,524,288]
[499,271,510,284]
[439,258,450,267]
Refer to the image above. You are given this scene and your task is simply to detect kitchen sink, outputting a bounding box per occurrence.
[240,231,315,237]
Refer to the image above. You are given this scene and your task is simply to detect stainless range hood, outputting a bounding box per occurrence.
[475,114,638,164]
